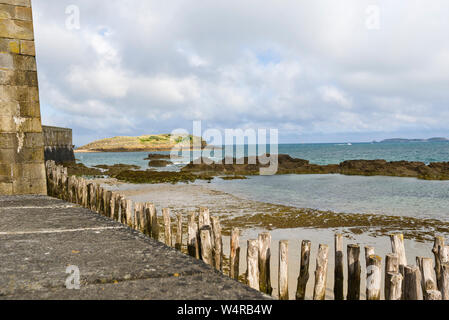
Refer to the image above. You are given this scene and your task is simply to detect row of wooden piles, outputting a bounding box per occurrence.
[45,161,449,300]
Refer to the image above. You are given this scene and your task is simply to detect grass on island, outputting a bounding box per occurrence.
[76,134,207,152]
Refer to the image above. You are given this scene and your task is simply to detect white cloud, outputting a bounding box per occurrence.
[32,0,449,145]
[319,86,353,109]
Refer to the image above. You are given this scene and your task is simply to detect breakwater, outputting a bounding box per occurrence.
[42,125,75,164]
[46,160,449,300]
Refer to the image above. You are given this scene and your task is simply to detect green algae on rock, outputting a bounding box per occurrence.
[114,170,214,184]
[181,154,449,180]
[148,160,172,167]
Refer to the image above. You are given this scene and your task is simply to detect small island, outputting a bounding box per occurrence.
[377,137,449,143]
[75,134,207,152]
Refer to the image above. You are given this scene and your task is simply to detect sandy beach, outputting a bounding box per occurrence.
[97,179,444,300]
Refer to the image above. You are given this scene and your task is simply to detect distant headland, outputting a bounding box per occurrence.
[374,137,449,143]
[75,134,207,153]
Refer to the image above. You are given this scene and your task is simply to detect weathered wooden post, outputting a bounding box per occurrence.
[385,253,399,299]
[98,187,104,215]
[385,272,403,300]
[347,244,361,300]
[230,227,240,280]
[390,234,407,299]
[433,236,445,291]
[365,246,375,268]
[278,240,289,300]
[162,208,172,246]
[105,190,112,217]
[188,212,199,258]
[111,193,120,221]
[89,183,97,211]
[417,257,437,299]
[211,216,223,271]
[133,203,140,230]
[390,234,407,269]
[119,197,127,224]
[175,213,183,251]
[67,174,73,202]
[296,240,311,300]
[139,203,146,232]
[96,185,102,213]
[124,200,133,227]
[109,194,115,220]
[200,226,214,266]
[366,255,382,300]
[334,234,344,300]
[441,263,449,300]
[404,265,423,300]
[150,204,159,240]
[199,207,211,229]
[143,202,153,235]
[118,196,123,222]
[425,290,442,300]
[258,232,272,295]
[313,244,329,300]
[247,239,260,291]
[82,179,88,208]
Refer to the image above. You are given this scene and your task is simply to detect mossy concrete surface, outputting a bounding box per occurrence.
[0,195,269,300]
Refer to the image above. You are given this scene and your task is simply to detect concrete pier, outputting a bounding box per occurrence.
[0,195,269,299]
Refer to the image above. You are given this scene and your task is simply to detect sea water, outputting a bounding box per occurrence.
[77,142,449,219]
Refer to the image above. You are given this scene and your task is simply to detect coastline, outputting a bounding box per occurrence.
[101,180,449,242]
[74,148,206,153]
[100,179,440,299]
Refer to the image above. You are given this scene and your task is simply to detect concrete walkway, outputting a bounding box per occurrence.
[0,195,268,300]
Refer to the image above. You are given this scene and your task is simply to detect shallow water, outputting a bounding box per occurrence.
[90,142,449,299]
[199,174,449,221]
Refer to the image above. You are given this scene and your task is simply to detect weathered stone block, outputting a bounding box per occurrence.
[0,51,13,69]
[0,181,13,195]
[19,101,40,117]
[2,100,19,116]
[0,115,15,132]
[13,162,45,180]
[0,38,20,53]
[0,18,34,40]
[13,54,36,70]
[19,39,33,55]
[23,131,43,148]
[14,5,32,21]
[20,116,42,133]
[16,146,44,162]
[27,177,47,194]
[0,4,15,20]
[0,85,39,101]
[0,133,15,148]
[0,148,15,163]
[0,69,37,86]
[0,162,12,176]
[0,1,30,7]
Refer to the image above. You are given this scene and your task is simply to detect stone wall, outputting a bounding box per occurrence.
[42,126,75,164]
[0,0,47,195]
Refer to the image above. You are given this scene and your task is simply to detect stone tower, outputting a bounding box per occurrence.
[0,0,47,195]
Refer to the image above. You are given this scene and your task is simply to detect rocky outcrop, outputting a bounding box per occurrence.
[181,154,449,180]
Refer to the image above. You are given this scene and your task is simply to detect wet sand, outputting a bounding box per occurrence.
[101,180,444,300]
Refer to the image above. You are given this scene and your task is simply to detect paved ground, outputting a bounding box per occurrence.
[0,195,269,300]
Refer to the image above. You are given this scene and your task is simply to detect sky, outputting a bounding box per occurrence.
[32,0,449,147]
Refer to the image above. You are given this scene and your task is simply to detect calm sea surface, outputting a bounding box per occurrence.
[77,142,449,220]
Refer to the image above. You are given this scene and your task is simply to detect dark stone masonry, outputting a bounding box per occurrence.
[42,125,75,164]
